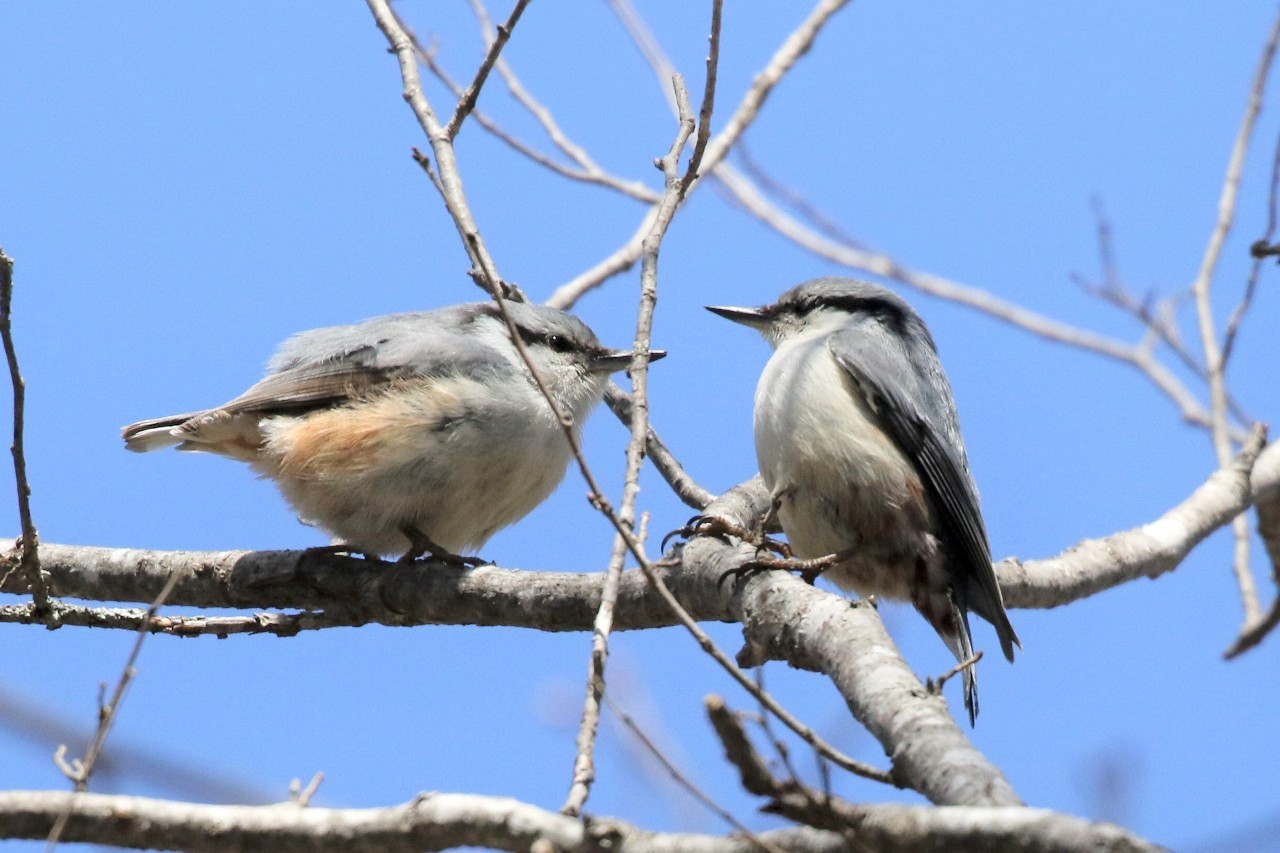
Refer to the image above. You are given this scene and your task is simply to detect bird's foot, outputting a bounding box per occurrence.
[717,548,850,590]
[398,526,491,568]
[302,543,379,561]
[662,514,792,558]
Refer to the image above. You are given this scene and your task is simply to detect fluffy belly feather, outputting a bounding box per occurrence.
[257,380,572,556]
[754,338,932,599]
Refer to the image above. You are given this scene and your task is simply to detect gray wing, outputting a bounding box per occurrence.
[827,328,1018,661]
[220,307,505,416]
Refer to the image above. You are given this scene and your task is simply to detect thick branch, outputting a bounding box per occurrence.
[5,437,1277,800]
[0,790,847,853]
[681,480,1019,806]
[10,436,1274,627]
[0,544,727,632]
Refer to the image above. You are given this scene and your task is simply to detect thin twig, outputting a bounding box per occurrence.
[928,651,984,695]
[0,248,48,616]
[1190,6,1280,628]
[366,0,505,292]
[415,34,659,202]
[1225,121,1280,364]
[561,69,699,818]
[44,570,182,850]
[289,773,325,807]
[376,0,884,788]
[444,0,533,140]
[548,0,851,309]
[734,142,867,249]
[604,695,787,853]
[0,601,356,637]
[603,385,715,511]
[681,0,723,192]
[713,159,1244,439]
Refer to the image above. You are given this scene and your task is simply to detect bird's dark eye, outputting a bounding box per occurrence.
[546,334,573,353]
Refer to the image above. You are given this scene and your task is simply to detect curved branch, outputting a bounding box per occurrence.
[999,426,1268,609]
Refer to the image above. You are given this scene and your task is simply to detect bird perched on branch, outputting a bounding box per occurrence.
[708,277,1018,724]
[124,300,658,563]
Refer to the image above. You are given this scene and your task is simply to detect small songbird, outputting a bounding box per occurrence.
[123,300,658,562]
[708,277,1017,724]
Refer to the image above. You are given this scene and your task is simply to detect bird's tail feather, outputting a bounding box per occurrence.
[121,412,202,453]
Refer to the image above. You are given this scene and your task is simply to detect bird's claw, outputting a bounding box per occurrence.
[397,525,490,567]
[717,554,830,590]
[662,515,791,557]
[661,514,754,551]
[398,549,489,568]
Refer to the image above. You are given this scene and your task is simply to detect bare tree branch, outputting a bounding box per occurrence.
[1226,120,1280,364]
[547,0,851,309]
[0,789,851,853]
[1000,426,1267,610]
[443,0,533,140]
[1188,3,1280,628]
[704,696,1165,853]
[45,571,182,848]
[712,161,1238,437]
[681,0,723,191]
[365,0,507,294]
[4,435,1278,633]
[0,600,352,638]
[605,695,787,853]
[0,247,48,616]
[5,438,1278,805]
[562,68,700,818]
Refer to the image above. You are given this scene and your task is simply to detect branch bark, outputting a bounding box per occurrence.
[7,434,1274,628]
[0,790,848,853]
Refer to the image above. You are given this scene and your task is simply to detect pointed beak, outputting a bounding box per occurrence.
[706,304,771,330]
[590,348,668,373]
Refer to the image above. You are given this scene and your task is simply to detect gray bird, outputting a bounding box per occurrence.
[123,301,657,562]
[708,277,1017,724]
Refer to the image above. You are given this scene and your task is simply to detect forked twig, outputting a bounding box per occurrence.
[1190,6,1280,627]
[44,571,182,850]
[444,0,533,140]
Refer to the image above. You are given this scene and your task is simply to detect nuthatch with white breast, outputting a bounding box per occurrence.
[123,300,660,562]
[708,277,1018,724]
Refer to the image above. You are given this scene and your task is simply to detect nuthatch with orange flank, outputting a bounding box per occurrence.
[708,277,1018,724]
[124,301,660,563]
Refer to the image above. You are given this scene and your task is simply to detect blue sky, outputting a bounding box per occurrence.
[1,2,1278,850]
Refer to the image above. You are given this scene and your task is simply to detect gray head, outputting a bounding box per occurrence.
[706,277,937,353]
[475,300,665,417]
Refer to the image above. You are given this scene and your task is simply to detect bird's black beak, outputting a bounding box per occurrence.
[705,304,771,330]
[590,348,667,373]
